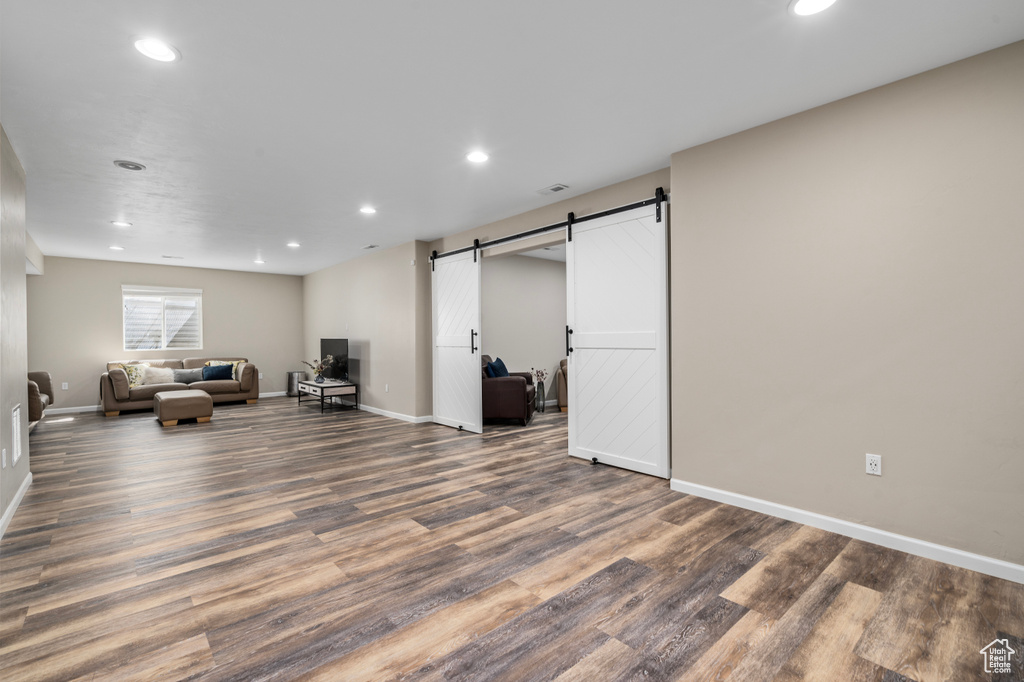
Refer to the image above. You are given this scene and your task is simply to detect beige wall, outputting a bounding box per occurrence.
[1,124,31,526]
[670,42,1024,564]
[413,241,433,417]
[27,257,304,407]
[481,255,566,401]
[303,241,431,419]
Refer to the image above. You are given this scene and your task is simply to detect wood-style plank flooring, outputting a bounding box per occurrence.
[1,399,1022,681]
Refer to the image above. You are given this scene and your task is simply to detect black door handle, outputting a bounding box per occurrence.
[471,329,478,354]
[566,326,573,355]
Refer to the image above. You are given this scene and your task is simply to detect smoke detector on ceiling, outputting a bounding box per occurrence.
[114,160,146,171]
[537,184,569,196]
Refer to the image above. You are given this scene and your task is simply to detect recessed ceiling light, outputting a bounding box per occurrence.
[360,206,377,214]
[134,38,180,62]
[113,160,146,171]
[287,242,301,248]
[111,220,133,228]
[109,245,125,251]
[788,0,838,16]
[254,259,265,264]
[466,151,489,163]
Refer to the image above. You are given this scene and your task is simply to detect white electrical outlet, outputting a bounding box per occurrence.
[258,372,263,379]
[62,382,69,390]
[2,448,6,468]
[385,383,389,393]
[866,453,882,476]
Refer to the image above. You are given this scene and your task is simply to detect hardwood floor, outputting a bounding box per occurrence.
[1,399,1021,681]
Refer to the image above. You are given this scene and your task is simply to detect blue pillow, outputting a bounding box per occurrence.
[488,358,510,378]
[203,364,233,381]
[484,363,495,378]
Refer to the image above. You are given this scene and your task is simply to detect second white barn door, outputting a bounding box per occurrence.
[566,201,670,478]
[432,249,483,433]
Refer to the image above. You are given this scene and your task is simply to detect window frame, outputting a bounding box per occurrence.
[122,285,204,351]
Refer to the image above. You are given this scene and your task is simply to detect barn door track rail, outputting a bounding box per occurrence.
[430,187,665,266]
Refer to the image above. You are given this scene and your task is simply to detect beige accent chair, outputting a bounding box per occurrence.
[101,357,259,416]
[556,358,568,412]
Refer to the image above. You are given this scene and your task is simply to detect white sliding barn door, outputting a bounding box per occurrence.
[432,250,483,433]
[566,202,669,478]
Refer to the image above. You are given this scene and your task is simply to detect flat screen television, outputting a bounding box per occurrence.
[320,338,349,381]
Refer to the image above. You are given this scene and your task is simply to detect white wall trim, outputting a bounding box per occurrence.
[670,478,1024,585]
[259,391,287,398]
[46,404,101,415]
[359,404,433,424]
[0,473,33,539]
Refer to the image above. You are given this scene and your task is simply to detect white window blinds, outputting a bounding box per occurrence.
[122,286,203,351]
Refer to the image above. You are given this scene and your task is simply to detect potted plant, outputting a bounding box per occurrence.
[302,355,334,383]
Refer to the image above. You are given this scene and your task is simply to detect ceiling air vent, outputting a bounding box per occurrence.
[537,183,569,196]
[362,244,379,250]
[162,255,184,260]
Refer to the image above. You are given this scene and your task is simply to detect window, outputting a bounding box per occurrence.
[122,285,203,350]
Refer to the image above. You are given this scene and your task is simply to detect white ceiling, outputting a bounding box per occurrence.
[2,1,1023,276]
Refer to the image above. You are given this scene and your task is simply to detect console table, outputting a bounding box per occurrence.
[297,380,359,413]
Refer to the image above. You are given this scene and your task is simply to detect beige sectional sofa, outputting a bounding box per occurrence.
[100,357,259,416]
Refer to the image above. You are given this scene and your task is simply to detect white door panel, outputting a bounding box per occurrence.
[567,202,669,478]
[432,250,482,433]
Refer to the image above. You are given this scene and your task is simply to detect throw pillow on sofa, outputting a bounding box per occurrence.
[142,366,175,385]
[487,358,510,378]
[172,368,204,384]
[118,363,149,388]
[206,360,243,380]
[202,364,233,381]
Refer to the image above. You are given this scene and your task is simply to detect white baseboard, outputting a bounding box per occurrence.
[259,391,287,398]
[543,399,558,408]
[670,478,1024,585]
[358,404,433,424]
[46,404,101,415]
[0,472,33,539]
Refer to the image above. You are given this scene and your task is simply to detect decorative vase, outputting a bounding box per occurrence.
[315,374,325,384]
[536,380,545,413]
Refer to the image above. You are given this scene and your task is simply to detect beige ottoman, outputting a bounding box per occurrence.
[154,389,213,427]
